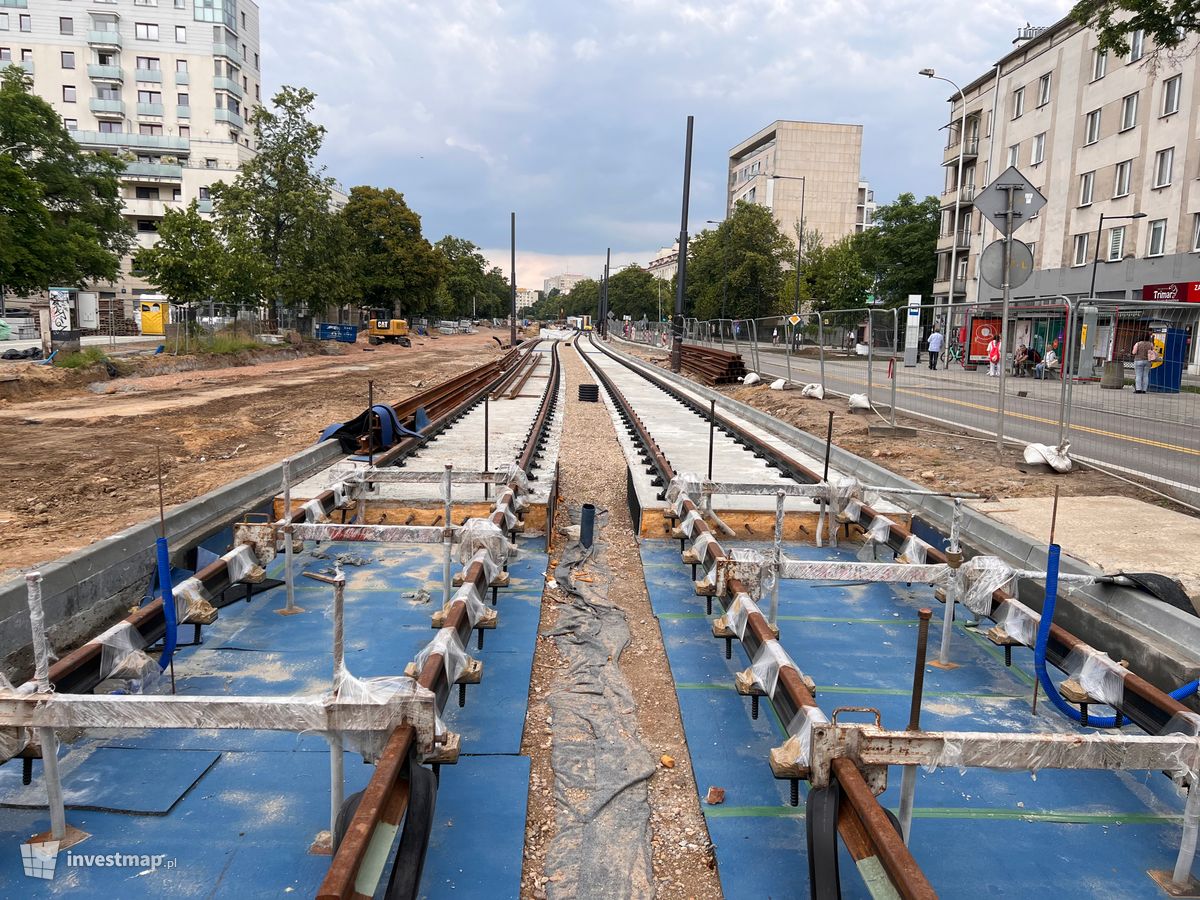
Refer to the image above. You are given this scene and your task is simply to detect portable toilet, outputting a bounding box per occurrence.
[138,296,169,336]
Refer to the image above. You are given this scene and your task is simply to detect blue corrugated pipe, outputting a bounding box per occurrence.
[156,536,177,670]
[1171,680,1200,701]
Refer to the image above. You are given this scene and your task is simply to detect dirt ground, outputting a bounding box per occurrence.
[0,329,509,580]
[621,342,1185,513]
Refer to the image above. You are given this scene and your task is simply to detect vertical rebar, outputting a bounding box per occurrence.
[890,308,899,427]
[898,607,934,843]
[1173,774,1200,887]
[329,732,344,841]
[483,396,490,501]
[332,566,345,687]
[443,465,453,605]
[937,499,965,667]
[282,458,296,613]
[25,573,65,840]
[707,399,716,481]
[866,309,874,408]
[818,316,826,393]
[367,380,375,470]
[771,490,784,626]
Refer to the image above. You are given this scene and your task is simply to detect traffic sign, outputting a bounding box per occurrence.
[788,314,802,326]
[974,166,1047,236]
[979,239,1034,289]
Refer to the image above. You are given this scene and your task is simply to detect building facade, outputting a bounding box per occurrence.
[3,0,262,326]
[515,288,538,313]
[543,273,584,295]
[934,19,1200,370]
[727,121,873,249]
[647,242,679,281]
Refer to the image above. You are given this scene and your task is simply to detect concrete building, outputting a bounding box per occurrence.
[647,242,679,281]
[515,288,539,313]
[727,121,874,249]
[934,19,1200,370]
[2,0,261,329]
[543,274,584,295]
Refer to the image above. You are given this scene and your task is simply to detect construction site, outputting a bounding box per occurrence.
[0,321,1198,900]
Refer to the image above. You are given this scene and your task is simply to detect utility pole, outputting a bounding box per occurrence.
[994,184,1017,453]
[604,247,611,338]
[509,212,517,347]
[671,115,694,373]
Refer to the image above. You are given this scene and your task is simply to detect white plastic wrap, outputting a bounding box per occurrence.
[724,593,760,640]
[413,627,469,687]
[993,600,1041,647]
[448,582,488,630]
[493,500,519,533]
[666,473,703,517]
[0,674,29,763]
[897,534,930,565]
[330,484,347,509]
[496,463,531,495]
[801,383,824,399]
[225,544,265,584]
[959,556,1016,616]
[747,639,799,698]
[1164,711,1200,737]
[95,621,162,694]
[458,518,509,567]
[775,706,829,768]
[848,393,870,410]
[469,548,501,588]
[170,577,217,625]
[866,516,893,544]
[827,476,862,516]
[690,532,716,565]
[678,509,702,538]
[302,497,329,524]
[843,498,863,523]
[1063,645,1128,708]
[332,670,437,760]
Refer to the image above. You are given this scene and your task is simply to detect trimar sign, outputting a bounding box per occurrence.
[1142,281,1200,303]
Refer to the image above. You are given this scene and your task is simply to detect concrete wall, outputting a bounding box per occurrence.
[0,440,343,680]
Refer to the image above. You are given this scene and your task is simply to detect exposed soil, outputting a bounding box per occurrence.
[0,329,509,580]
[520,343,722,900]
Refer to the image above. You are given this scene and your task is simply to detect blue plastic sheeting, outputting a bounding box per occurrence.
[640,539,1191,898]
[0,538,545,897]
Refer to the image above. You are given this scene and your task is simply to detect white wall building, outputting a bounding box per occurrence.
[647,243,679,281]
[515,287,539,312]
[543,273,584,295]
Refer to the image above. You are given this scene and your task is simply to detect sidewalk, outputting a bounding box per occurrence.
[1,334,157,353]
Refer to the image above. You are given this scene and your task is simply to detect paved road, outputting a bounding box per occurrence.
[1,334,157,354]
[667,338,1200,505]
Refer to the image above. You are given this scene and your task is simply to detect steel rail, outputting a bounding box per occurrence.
[319,340,562,900]
[590,335,1191,735]
[577,337,936,899]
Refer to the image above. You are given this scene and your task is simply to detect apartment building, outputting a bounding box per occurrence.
[515,287,538,313]
[727,121,874,249]
[647,242,679,282]
[2,0,261,326]
[934,19,1200,369]
[543,273,585,295]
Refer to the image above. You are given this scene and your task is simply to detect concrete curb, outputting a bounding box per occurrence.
[0,440,344,679]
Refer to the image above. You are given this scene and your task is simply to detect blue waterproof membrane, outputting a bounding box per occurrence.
[641,538,1190,898]
[0,537,546,897]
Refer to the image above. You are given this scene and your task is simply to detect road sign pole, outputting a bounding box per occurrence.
[995,186,1015,453]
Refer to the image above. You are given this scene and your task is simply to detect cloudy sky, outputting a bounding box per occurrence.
[261,0,1074,286]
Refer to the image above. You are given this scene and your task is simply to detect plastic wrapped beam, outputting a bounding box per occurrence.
[94,621,162,695]
[0,675,28,763]
[448,582,488,630]
[728,548,771,599]
[1063,645,1129,709]
[458,518,509,568]
[775,706,830,768]
[225,544,266,584]
[467,548,501,589]
[724,592,760,640]
[412,627,470,688]
[495,463,531,495]
[678,509,702,538]
[746,639,800,699]
[302,498,329,524]
[170,577,218,625]
[897,534,931,565]
[959,556,1017,616]
[666,473,703,517]
[828,476,863,522]
[866,516,893,544]
[993,600,1041,647]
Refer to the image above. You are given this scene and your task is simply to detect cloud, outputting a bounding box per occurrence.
[262,0,1075,265]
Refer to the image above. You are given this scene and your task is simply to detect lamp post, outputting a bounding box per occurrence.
[920,68,966,370]
[706,219,729,323]
[768,175,807,316]
[1089,212,1147,300]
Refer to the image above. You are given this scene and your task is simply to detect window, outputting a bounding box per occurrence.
[59,17,73,36]
[175,0,185,8]
[1163,75,1182,116]
[1084,109,1101,145]
[254,52,259,70]
[1007,143,1019,167]
[255,84,260,100]
[178,125,189,137]
[1193,214,1200,252]
[242,75,247,89]
[135,186,160,200]
[136,56,161,70]
[0,14,7,31]
[176,59,187,73]
[175,26,186,43]
[62,85,76,102]
[1012,86,1025,119]
[1120,92,1138,130]
[96,85,120,100]
[135,23,159,41]
[176,92,188,106]
[1031,133,1046,165]
[138,123,163,135]
[1079,171,1094,206]
[1114,159,1132,197]
[97,51,116,66]
[20,48,30,62]
[136,219,159,233]
[1037,72,1052,106]
[1092,48,1107,80]
[240,42,247,59]
[138,89,162,104]
[98,120,121,133]
[204,158,217,168]
[241,11,246,27]
[198,186,211,200]
[1148,219,1167,256]
[1073,234,1090,266]
[19,14,30,32]
[1129,29,1144,62]
[61,51,74,69]
[1108,225,1126,261]
[63,117,77,131]
[0,49,9,62]
[1154,147,1174,187]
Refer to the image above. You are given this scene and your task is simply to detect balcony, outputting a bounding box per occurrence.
[213,76,243,97]
[73,130,190,152]
[89,98,125,118]
[933,277,970,297]
[212,42,239,60]
[123,161,182,180]
[0,0,29,7]
[125,199,177,218]
[943,137,980,165]
[214,107,243,129]
[174,71,189,85]
[88,30,123,49]
[133,67,162,83]
[177,105,190,119]
[940,184,976,208]
[137,102,164,117]
[87,64,123,82]
[197,198,214,214]
[18,59,32,75]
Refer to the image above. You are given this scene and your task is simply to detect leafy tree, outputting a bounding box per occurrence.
[607,266,663,321]
[562,278,601,318]
[133,201,223,306]
[686,201,793,320]
[806,235,872,311]
[210,86,347,314]
[1071,1,1200,61]
[340,185,444,318]
[0,66,132,314]
[852,193,938,307]
[435,234,490,318]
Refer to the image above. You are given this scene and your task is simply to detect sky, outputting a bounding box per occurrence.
[260,0,1075,287]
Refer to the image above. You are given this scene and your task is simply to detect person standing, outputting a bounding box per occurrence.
[772,326,779,346]
[927,327,944,370]
[986,334,1002,377]
[1131,332,1155,394]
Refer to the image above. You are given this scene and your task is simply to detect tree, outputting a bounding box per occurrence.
[806,235,872,311]
[687,201,793,321]
[435,235,490,318]
[210,86,346,315]
[607,266,662,321]
[340,186,444,318]
[1071,1,1200,61]
[852,193,939,307]
[0,66,132,314]
[133,201,223,306]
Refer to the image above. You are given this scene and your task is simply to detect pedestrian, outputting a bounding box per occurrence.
[986,334,1002,377]
[927,326,944,371]
[1014,343,1029,377]
[1131,331,1156,394]
[772,327,779,346]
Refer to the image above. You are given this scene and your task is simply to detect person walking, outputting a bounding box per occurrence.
[1132,332,1156,394]
[927,327,944,371]
[986,334,1002,377]
[772,326,779,346]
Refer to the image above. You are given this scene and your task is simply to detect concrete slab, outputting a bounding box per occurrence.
[971,495,1200,602]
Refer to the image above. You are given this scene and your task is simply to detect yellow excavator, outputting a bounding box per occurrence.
[367,315,412,347]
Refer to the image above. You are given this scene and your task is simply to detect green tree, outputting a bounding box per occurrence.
[133,201,223,306]
[0,66,132,314]
[1071,1,1200,60]
[806,235,872,311]
[562,278,601,318]
[607,266,662,321]
[210,86,346,315]
[435,235,490,318]
[852,193,939,307]
[687,201,793,321]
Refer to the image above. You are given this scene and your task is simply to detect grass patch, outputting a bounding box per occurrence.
[53,346,109,369]
[168,332,266,356]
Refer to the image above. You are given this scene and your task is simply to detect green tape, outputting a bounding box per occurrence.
[855,856,902,900]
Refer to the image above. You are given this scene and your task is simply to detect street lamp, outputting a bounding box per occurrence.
[1089,212,1147,300]
[769,175,807,316]
[920,68,967,370]
[706,219,729,321]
